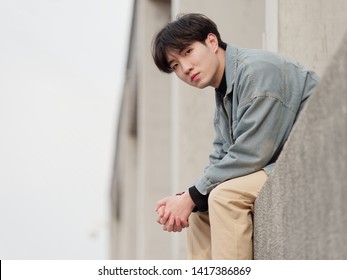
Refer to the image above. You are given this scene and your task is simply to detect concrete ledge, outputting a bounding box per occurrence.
[254,29,347,259]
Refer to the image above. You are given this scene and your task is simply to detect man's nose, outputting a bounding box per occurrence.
[181,59,193,74]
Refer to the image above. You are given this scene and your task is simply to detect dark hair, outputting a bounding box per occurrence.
[152,13,227,73]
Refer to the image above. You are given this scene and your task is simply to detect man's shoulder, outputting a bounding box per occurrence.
[237,48,283,70]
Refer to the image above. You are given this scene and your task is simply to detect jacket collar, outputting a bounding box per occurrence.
[225,44,238,95]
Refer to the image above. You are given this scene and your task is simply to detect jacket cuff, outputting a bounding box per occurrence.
[188,186,209,212]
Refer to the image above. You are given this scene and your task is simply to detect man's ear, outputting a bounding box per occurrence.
[206,33,219,52]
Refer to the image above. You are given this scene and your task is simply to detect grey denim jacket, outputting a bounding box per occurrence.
[194,44,320,195]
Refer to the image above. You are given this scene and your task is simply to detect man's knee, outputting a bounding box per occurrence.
[208,181,236,209]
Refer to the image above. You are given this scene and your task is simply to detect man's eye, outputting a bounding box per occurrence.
[171,64,178,70]
[185,49,192,55]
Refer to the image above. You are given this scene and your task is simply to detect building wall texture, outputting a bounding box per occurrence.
[278,0,347,75]
[111,0,347,259]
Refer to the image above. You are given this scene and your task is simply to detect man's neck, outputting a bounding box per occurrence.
[213,47,226,89]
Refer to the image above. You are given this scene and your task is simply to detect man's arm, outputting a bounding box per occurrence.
[195,95,295,195]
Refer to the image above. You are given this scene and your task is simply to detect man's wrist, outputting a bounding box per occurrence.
[188,186,209,212]
[182,191,196,210]
[176,191,197,211]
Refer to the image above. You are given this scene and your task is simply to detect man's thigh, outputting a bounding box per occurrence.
[208,170,268,210]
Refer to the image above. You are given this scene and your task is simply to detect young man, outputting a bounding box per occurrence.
[152,13,319,259]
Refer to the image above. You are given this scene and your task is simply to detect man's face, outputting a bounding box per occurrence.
[166,35,222,89]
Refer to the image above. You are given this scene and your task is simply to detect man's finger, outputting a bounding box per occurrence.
[155,200,166,211]
[165,215,176,232]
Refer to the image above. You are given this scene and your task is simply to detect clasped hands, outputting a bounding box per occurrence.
[155,191,195,232]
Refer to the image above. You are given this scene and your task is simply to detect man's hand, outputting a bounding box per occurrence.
[155,192,196,232]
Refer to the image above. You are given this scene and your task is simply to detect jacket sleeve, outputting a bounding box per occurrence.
[208,109,228,166]
[194,95,296,195]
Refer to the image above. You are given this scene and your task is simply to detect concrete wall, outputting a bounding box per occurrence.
[111,0,172,259]
[135,0,173,259]
[278,0,347,75]
[254,28,347,259]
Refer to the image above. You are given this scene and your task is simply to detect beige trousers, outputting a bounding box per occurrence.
[186,171,268,260]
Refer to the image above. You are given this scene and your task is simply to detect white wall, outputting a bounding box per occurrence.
[0,0,133,259]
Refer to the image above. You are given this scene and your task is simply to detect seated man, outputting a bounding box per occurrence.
[152,13,319,259]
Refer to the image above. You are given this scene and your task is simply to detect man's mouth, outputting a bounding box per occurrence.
[191,73,200,82]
